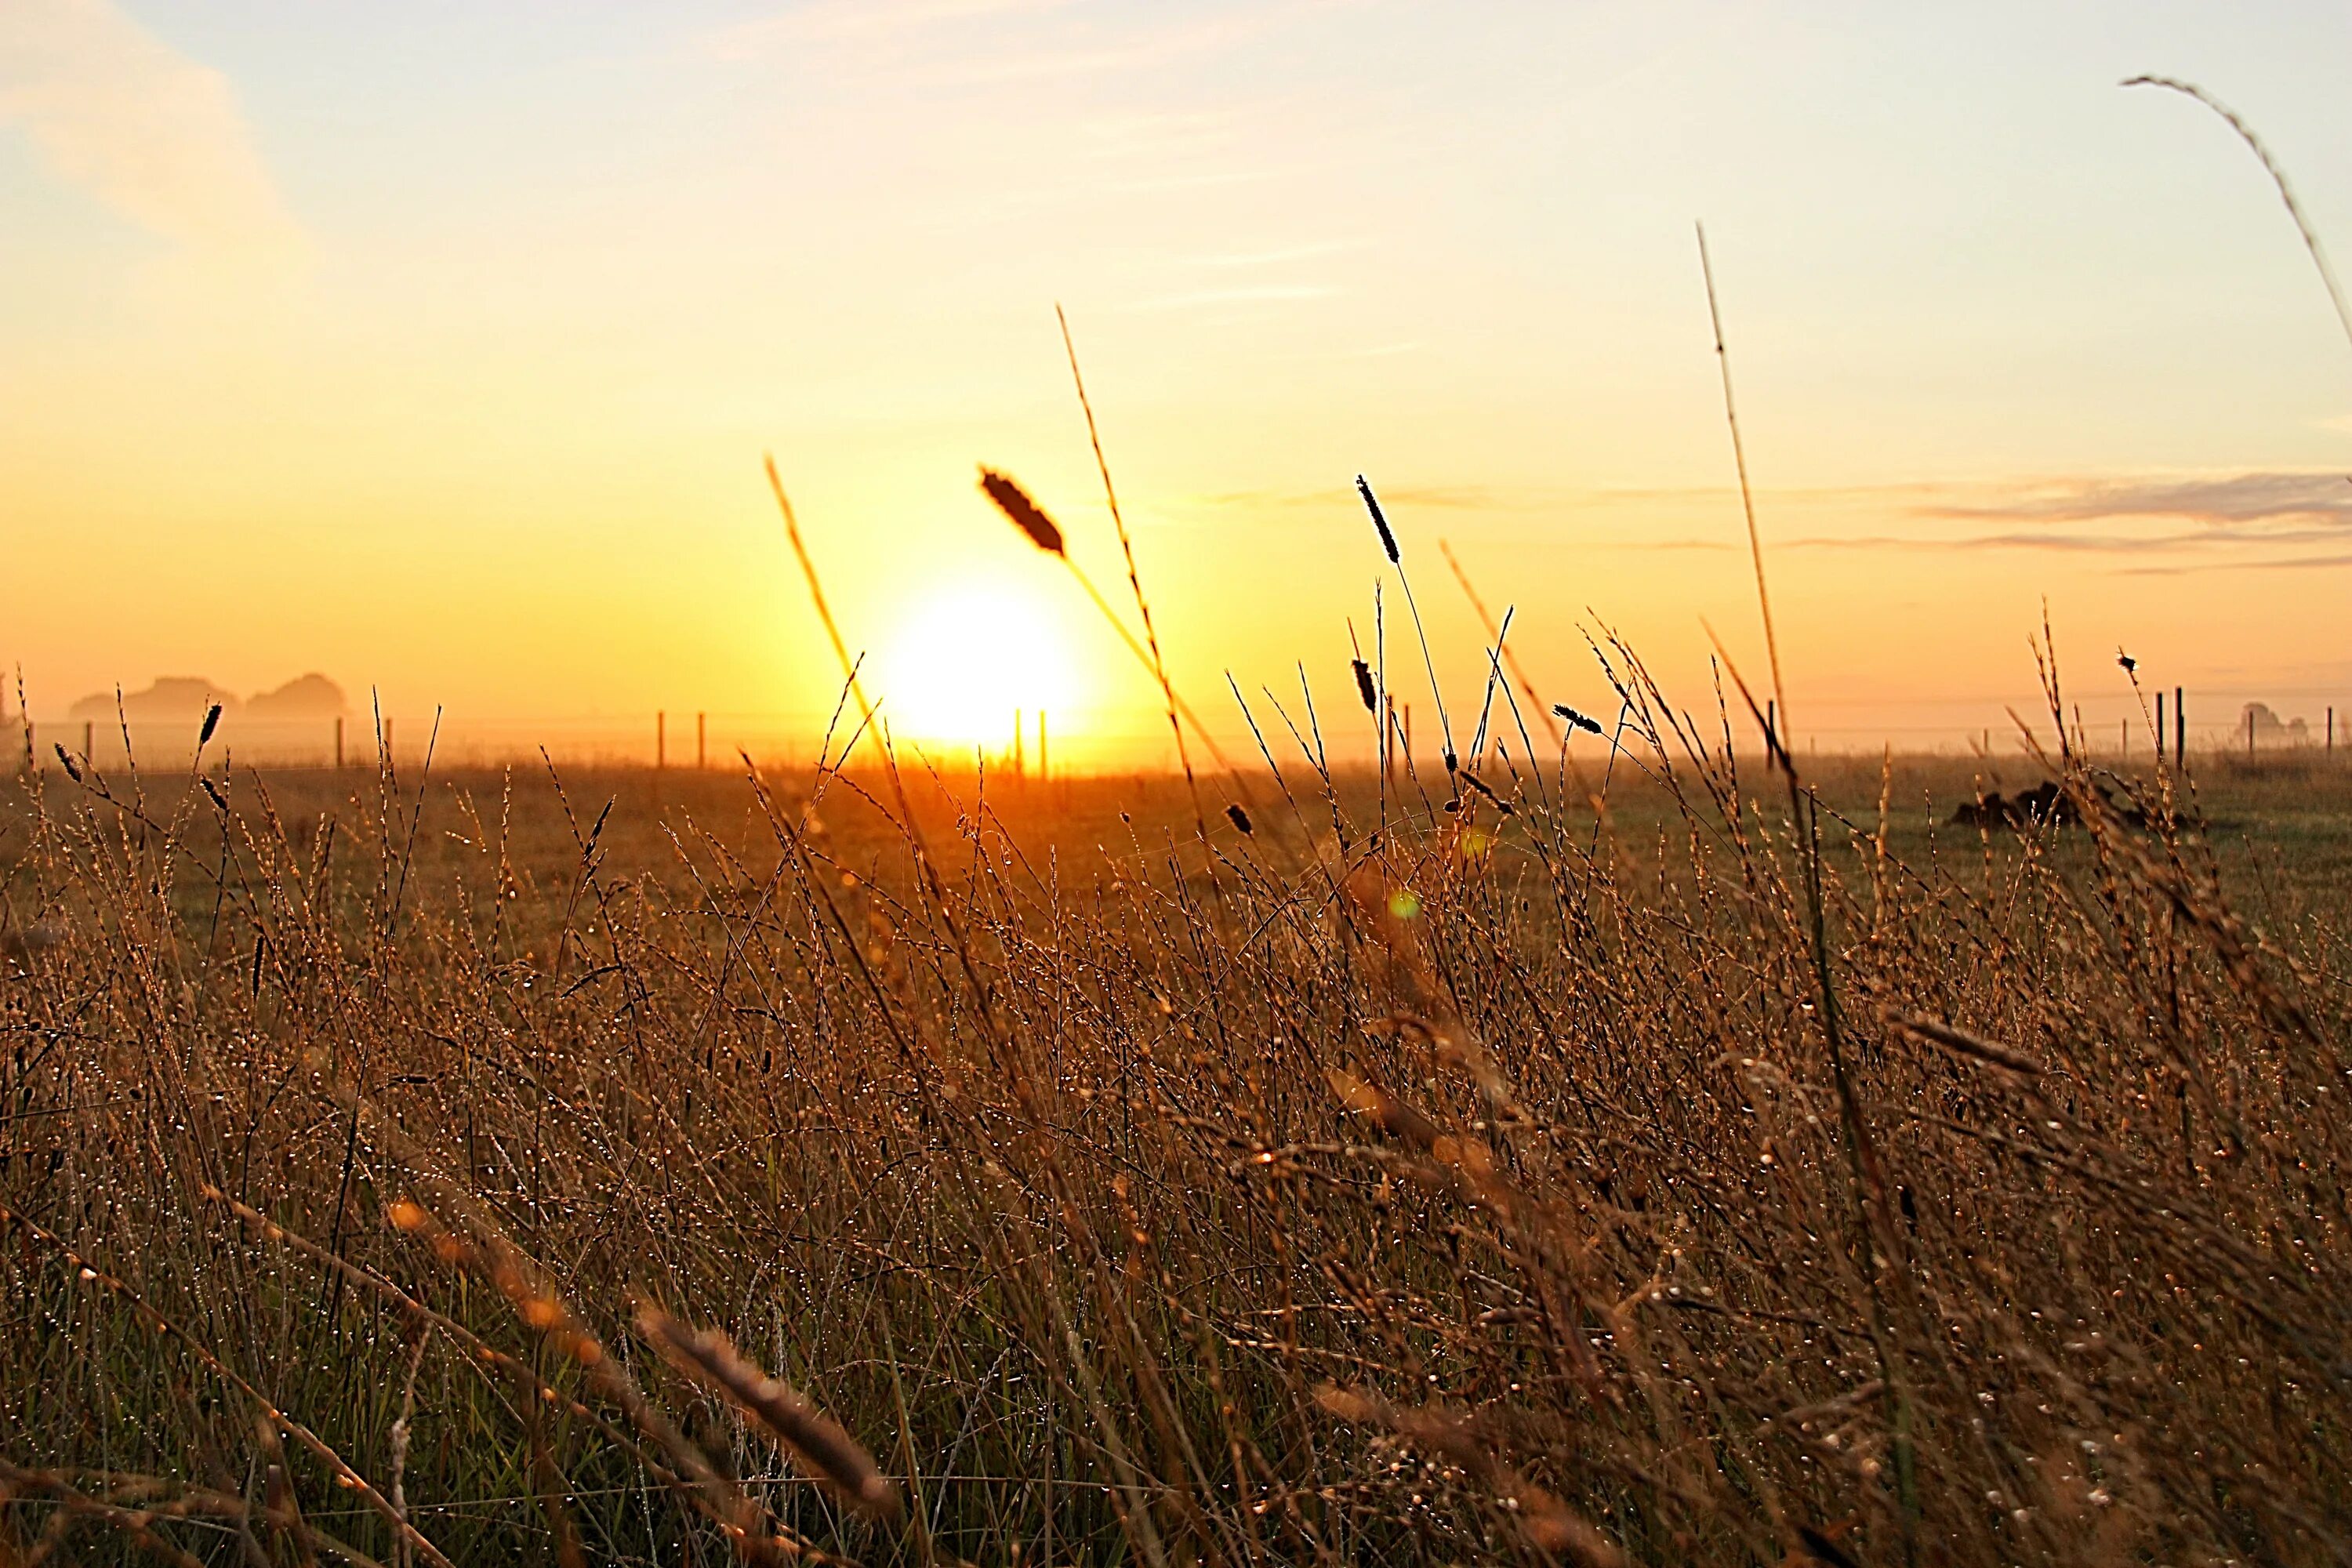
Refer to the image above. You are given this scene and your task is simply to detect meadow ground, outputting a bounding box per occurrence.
[4,716,2351,1566]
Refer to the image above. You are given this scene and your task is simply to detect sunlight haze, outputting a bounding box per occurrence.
[5,0,2349,764]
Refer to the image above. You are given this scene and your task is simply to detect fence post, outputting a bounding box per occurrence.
[334,716,345,769]
[82,721,93,764]
[696,712,706,771]
[1040,710,1048,783]
[1014,708,1025,779]
[2248,706,2255,763]
[2174,688,2184,771]
[657,710,666,770]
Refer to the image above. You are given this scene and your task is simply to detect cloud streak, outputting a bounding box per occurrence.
[0,0,301,258]
[1189,470,2352,571]
[1920,472,2352,532]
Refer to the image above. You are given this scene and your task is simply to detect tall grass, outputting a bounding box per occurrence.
[2,662,2349,1563]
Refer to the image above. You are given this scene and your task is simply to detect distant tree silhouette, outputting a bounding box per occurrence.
[67,677,236,724]
[245,673,349,719]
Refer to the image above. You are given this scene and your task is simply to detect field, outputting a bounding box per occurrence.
[4,697,2352,1566]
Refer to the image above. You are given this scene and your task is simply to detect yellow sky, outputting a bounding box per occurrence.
[4,1,2350,764]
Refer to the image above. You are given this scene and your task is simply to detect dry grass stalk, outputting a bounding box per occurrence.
[2122,75,2352,355]
[1356,474,1457,772]
[1314,1386,1623,1568]
[1055,307,1203,808]
[978,463,1244,779]
[635,1307,899,1520]
[362,1108,818,1566]
[8,620,2352,1566]
[766,455,877,754]
[1887,1011,2044,1076]
[1439,539,1563,748]
[0,1201,456,1568]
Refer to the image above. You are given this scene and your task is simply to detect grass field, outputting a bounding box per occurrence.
[4,704,2351,1565]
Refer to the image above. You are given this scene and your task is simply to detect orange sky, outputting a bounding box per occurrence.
[4,2,2350,766]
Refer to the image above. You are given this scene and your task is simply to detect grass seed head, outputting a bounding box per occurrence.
[1356,474,1401,564]
[979,467,1067,557]
[637,1307,898,1519]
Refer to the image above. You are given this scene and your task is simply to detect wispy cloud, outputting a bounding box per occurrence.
[2118,552,2352,576]
[1919,472,2352,533]
[0,0,301,260]
[1188,470,2352,571]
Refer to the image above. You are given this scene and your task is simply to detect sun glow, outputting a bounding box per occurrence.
[873,574,1085,752]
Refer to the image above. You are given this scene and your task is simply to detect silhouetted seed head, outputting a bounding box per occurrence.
[54,744,81,783]
[1552,703,1605,737]
[1458,768,1514,815]
[201,779,230,814]
[2117,651,2137,673]
[979,468,1066,557]
[1350,658,1377,713]
[637,1307,898,1519]
[1225,803,1252,835]
[200,703,222,745]
[1355,474,1399,564]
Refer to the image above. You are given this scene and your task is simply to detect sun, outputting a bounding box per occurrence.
[872,573,1084,751]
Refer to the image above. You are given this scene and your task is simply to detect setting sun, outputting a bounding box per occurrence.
[871,572,1086,753]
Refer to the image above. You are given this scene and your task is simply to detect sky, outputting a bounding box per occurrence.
[3,0,2349,765]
